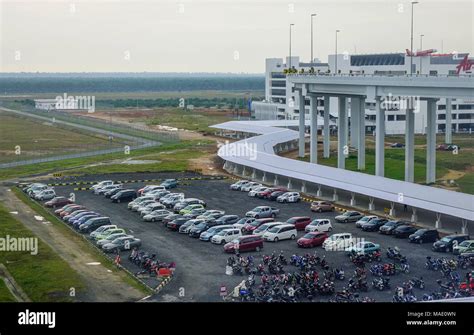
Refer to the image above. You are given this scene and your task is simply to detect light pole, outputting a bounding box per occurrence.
[335,29,340,74]
[289,23,295,70]
[311,14,316,63]
[419,34,424,74]
[410,1,419,75]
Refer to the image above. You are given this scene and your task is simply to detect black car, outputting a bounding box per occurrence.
[268,191,286,201]
[215,215,240,225]
[188,221,218,238]
[432,234,470,252]
[166,218,189,231]
[379,220,405,235]
[393,225,418,238]
[409,229,439,244]
[360,218,389,232]
[104,188,123,198]
[78,217,111,233]
[111,189,137,203]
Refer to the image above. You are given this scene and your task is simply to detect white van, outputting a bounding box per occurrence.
[305,219,333,233]
[322,233,354,251]
[253,222,284,236]
[263,224,297,242]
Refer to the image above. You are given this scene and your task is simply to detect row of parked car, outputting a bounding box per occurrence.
[230,180,301,203]
[23,183,56,201]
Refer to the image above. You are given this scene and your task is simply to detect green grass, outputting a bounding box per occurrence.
[11,188,151,295]
[457,173,474,194]
[147,108,232,134]
[0,203,86,302]
[0,279,17,302]
[0,112,125,163]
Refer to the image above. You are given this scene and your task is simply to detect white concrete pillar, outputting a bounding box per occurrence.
[435,213,442,229]
[252,168,257,179]
[351,97,360,148]
[233,164,239,175]
[262,172,267,182]
[242,166,247,176]
[350,193,356,206]
[298,89,305,158]
[310,95,318,164]
[426,99,437,184]
[368,197,375,211]
[344,99,349,148]
[338,97,347,169]
[301,182,307,193]
[411,208,418,223]
[461,219,468,235]
[274,175,278,186]
[323,96,330,158]
[375,96,385,177]
[316,185,322,197]
[389,202,396,217]
[445,98,452,144]
[332,189,338,201]
[358,97,366,170]
[287,178,293,190]
[405,107,415,182]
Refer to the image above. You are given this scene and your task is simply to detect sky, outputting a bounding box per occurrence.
[1,0,473,73]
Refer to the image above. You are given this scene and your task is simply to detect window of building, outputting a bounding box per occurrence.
[438,105,446,110]
[396,115,406,121]
[458,113,473,119]
[458,105,473,110]
[438,114,446,120]
[387,115,395,121]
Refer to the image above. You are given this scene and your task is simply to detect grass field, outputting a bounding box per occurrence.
[0,279,16,302]
[0,203,86,302]
[0,112,125,163]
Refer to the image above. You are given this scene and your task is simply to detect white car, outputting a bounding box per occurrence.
[94,184,122,195]
[240,182,261,192]
[322,233,354,251]
[128,196,155,209]
[355,215,378,228]
[253,222,284,236]
[230,180,250,191]
[34,189,56,201]
[248,186,268,197]
[305,219,333,233]
[142,185,166,195]
[28,185,50,197]
[91,180,113,192]
[132,200,156,212]
[276,192,301,203]
[90,225,118,239]
[143,209,172,222]
[263,224,297,242]
[210,228,242,244]
[139,203,166,216]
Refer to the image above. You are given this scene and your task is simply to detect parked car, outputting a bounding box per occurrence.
[215,215,240,226]
[162,213,181,225]
[45,196,72,208]
[189,221,219,238]
[379,220,406,234]
[104,187,124,198]
[268,190,286,201]
[245,206,279,219]
[147,190,170,200]
[68,210,96,224]
[305,219,333,233]
[322,233,354,251]
[335,211,363,223]
[453,240,474,255]
[393,224,418,238]
[132,199,156,212]
[139,203,166,217]
[161,179,178,189]
[263,224,297,242]
[310,201,335,213]
[128,196,155,209]
[111,189,137,203]
[286,217,311,231]
[229,180,250,191]
[28,185,50,197]
[408,229,440,244]
[63,209,88,222]
[242,218,276,234]
[200,210,225,219]
[95,228,126,241]
[94,184,122,195]
[178,219,205,234]
[72,214,100,228]
[166,217,190,231]
[138,185,165,196]
[277,192,301,203]
[248,186,268,197]
[102,236,141,253]
[79,217,111,233]
[91,180,113,192]
[199,225,235,241]
[345,241,380,255]
[240,182,261,192]
[161,194,185,208]
[211,228,242,244]
[432,234,470,252]
[59,205,85,218]
[173,198,206,213]
[355,215,378,228]
[297,232,328,248]
[360,218,389,232]
[224,235,264,253]
[23,183,46,193]
[179,204,205,215]
[256,187,285,199]
[34,189,56,201]
[97,233,130,247]
[390,142,405,148]
[437,144,460,151]
[54,204,79,216]
[143,209,172,222]
[253,222,284,236]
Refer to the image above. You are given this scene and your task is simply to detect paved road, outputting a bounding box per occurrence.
[46,173,471,302]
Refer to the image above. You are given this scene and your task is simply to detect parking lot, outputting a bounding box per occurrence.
[41,172,471,302]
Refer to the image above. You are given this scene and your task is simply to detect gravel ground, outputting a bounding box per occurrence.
[45,173,471,302]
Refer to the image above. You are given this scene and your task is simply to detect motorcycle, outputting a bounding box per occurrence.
[334,268,345,281]
[425,256,439,271]
[395,262,410,274]
[372,277,390,291]
[409,277,425,289]
[387,247,407,263]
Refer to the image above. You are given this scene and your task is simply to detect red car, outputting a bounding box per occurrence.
[54,203,77,215]
[242,218,274,234]
[286,217,311,231]
[297,232,328,248]
[257,187,286,199]
[224,235,264,253]
[45,196,72,208]
[59,205,85,218]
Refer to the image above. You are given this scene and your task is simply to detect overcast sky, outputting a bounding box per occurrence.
[1,0,472,73]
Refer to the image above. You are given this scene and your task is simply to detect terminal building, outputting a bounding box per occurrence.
[253,51,474,136]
